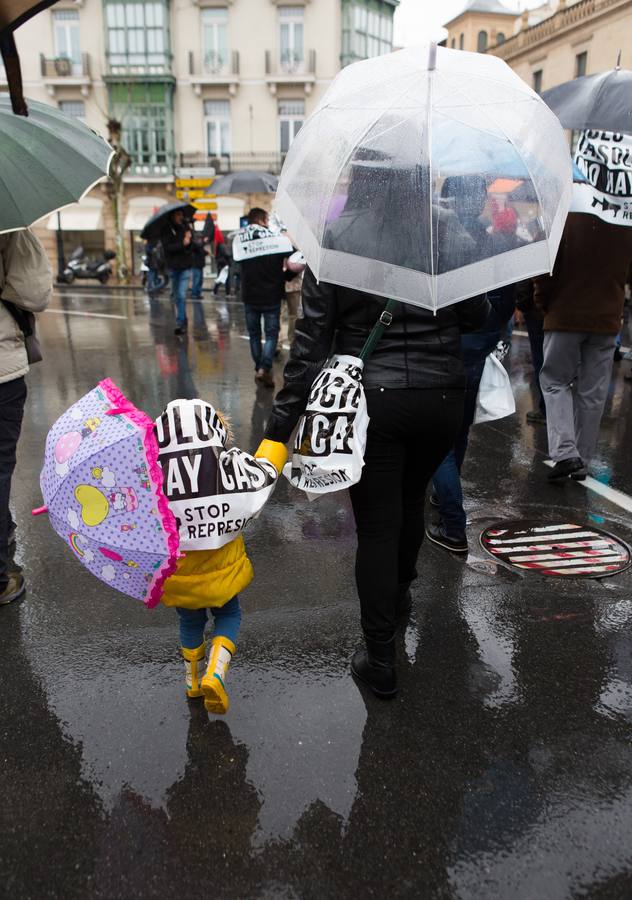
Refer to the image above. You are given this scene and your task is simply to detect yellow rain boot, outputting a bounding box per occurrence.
[201,636,236,714]
[181,643,206,699]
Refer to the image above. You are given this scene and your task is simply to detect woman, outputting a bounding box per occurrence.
[257,268,489,699]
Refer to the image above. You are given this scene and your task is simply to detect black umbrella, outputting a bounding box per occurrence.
[140,201,196,241]
[541,61,632,134]
[212,171,279,194]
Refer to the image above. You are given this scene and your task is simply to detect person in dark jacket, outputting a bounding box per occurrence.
[161,209,194,336]
[255,268,490,698]
[190,232,207,301]
[536,212,632,481]
[427,284,516,554]
[240,208,294,388]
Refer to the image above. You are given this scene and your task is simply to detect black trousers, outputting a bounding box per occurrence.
[0,376,27,587]
[349,387,464,640]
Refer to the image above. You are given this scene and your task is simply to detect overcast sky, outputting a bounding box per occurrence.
[393,0,542,47]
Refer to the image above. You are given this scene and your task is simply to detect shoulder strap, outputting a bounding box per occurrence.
[1,299,32,337]
[359,298,398,362]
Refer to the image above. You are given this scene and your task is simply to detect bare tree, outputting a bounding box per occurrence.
[106,118,132,284]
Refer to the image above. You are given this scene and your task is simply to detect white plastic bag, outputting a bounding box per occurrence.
[284,355,369,500]
[215,265,229,285]
[474,350,515,424]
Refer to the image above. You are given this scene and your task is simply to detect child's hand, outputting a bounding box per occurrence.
[255,440,288,475]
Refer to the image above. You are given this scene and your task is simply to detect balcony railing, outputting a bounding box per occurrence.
[490,0,627,58]
[178,152,286,176]
[105,53,173,78]
[126,157,175,179]
[265,49,316,77]
[189,49,240,78]
[40,53,91,79]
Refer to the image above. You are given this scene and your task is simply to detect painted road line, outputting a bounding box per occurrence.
[543,460,632,514]
[46,309,127,321]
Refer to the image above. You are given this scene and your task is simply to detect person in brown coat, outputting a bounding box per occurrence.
[535,212,632,481]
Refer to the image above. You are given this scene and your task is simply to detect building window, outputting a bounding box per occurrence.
[279,99,304,154]
[204,100,231,157]
[459,33,464,50]
[53,10,81,71]
[279,6,304,73]
[496,32,505,44]
[532,69,543,94]
[341,1,394,66]
[575,51,587,77]
[59,99,86,119]
[451,37,456,48]
[110,82,173,174]
[105,1,169,73]
[477,30,488,52]
[201,8,228,74]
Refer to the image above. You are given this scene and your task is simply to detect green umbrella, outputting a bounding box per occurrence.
[0,96,113,234]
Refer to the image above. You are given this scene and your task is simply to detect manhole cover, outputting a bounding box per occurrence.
[480,521,631,578]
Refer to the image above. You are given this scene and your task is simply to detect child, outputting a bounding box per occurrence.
[156,398,286,713]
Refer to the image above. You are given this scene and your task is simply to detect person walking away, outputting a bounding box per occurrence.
[0,229,52,604]
[536,212,632,481]
[257,266,489,698]
[427,284,515,554]
[161,209,194,336]
[239,208,293,388]
[213,232,231,297]
[155,398,286,713]
[190,229,207,301]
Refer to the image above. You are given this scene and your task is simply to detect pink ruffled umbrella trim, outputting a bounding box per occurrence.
[99,379,180,608]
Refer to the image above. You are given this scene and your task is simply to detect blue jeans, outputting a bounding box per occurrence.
[190,266,204,299]
[244,304,280,372]
[169,268,192,325]
[432,332,499,539]
[176,596,242,649]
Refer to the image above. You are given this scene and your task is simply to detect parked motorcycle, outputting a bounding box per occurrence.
[62,247,116,285]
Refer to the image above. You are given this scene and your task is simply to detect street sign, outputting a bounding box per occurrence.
[174,167,215,179]
[175,178,214,189]
[192,200,219,210]
[176,189,216,200]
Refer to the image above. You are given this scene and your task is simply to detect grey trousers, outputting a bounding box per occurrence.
[540,330,615,464]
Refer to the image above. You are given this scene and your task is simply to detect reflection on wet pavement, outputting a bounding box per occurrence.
[2,288,632,898]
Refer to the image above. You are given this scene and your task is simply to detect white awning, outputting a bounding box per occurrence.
[47,197,103,231]
[124,196,166,232]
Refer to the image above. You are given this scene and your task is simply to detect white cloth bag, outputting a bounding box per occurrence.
[474,350,515,424]
[283,355,369,500]
[215,265,229,285]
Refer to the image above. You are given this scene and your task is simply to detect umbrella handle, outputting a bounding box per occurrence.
[32,506,48,516]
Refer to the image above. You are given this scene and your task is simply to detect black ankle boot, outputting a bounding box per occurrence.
[351,635,397,699]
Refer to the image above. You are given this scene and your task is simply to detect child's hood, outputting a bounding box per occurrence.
[155,399,228,454]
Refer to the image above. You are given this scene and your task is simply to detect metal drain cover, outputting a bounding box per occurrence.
[480,520,631,578]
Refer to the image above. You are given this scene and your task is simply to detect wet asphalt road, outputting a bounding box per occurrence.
[2,288,632,899]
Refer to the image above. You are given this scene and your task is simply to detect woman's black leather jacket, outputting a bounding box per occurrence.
[265,267,490,443]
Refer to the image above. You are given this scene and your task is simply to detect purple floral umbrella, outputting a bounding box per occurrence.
[35,379,179,607]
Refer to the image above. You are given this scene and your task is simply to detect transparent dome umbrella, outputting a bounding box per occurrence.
[275,43,573,312]
[0,96,113,233]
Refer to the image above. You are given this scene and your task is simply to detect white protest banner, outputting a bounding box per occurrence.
[156,400,278,550]
[573,130,632,225]
[232,224,293,261]
[284,355,369,500]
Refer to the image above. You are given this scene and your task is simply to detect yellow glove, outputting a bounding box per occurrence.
[255,439,288,475]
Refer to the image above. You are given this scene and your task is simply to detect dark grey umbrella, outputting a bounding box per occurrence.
[212,171,279,194]
[541,66,632,133]
[140,201,196,241]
